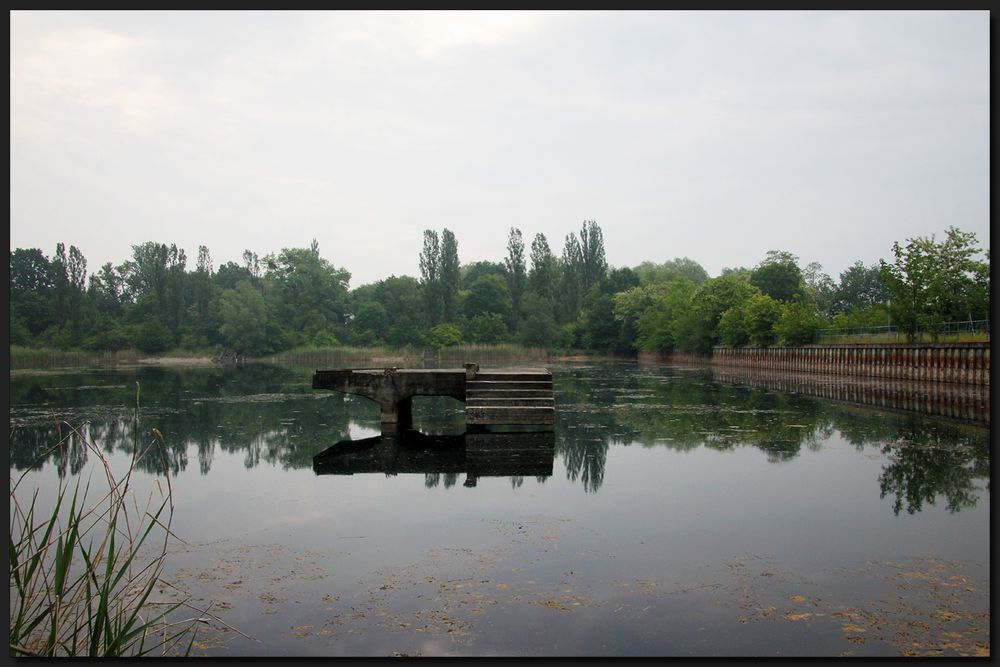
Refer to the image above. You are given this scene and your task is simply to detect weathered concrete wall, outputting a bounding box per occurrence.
[706,344,989,386]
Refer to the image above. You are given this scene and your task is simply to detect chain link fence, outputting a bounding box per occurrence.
[815,320,990,344]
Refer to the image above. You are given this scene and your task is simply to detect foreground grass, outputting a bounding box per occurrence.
[9,424,198,656]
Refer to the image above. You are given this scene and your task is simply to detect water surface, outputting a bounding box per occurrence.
[8,361,990,657]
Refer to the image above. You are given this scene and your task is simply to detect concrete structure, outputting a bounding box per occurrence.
[640,343,990,387]
[711,343,990,386]
[312,429,555,484]
[312,363,555,429]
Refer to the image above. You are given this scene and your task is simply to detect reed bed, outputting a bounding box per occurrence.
[9,346,141,370]
[264,343,549,369]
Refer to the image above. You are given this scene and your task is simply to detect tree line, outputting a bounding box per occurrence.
[9,223,989,356]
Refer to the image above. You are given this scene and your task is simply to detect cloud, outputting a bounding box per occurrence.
[13,24,181,135]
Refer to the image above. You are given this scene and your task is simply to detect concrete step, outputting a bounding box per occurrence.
[467,380,554,391]
[466,397,555,408]
[466,389,555,400]
[466,405,555,425]
[474,372,552,382]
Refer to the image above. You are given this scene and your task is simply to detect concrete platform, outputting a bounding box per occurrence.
[312,364,555,428]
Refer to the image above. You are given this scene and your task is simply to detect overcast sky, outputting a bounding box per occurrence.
[10,10,990,288]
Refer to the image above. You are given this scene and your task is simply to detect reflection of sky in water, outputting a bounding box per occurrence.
[8,362,990,656]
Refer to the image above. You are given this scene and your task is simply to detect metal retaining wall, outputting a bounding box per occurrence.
[709,344,990,386]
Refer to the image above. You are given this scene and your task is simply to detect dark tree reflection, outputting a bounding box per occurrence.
[9,362,990,510]
[878,428,990,515]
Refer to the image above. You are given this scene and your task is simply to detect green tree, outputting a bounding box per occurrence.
[579,220,608,292]
[576,267,640,352]
[121,242,187,345]
[51,243,70,334]
[462,312,509,343]
[831,303,891,331]
[418,230,441,325]
[675,274,761,354]
[633,279,697,351]
[750,250,804,302]
[879,227,989,339]
[803,261,837,316]
[427,323,463,348]
[528,233,558,300]
[519,292,559,347]
[745,293,783,347]
[264,241,351,348]
[460,260,506,290]
[775,302,823,345]
[504,228,526,332]
[10,248,56,337]
[834,261,889,314]
[218,280,272,355]
[718,303,751,347]
[440,229,460,322]
[462,273,513,324]
[558,233,584,322]
[133,314,173,353]
[215,261,253,291]
[633,257,709,287]
[717,293,787,348]
[351,300,390,345]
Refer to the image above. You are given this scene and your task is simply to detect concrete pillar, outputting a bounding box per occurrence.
[379,396,413,429]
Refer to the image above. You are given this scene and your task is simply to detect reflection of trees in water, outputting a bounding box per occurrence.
[551,363,990,507]
[423,473,460,489]
[816,406,990,516]
[9,365,353,477]
[875,420,990,516]
[10,363,990,513]
[559,430,608,493]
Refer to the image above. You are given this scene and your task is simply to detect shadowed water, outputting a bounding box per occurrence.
[8,361,990,657]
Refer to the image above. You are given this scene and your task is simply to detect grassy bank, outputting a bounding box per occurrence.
[815,331,989,345]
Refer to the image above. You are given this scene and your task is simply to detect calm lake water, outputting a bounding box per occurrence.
[8,361,990,657]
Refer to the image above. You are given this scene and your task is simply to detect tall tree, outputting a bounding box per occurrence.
[193,246,214,318]
[559,233,584,322]
[439,229,460,322]
[529,233,557,299]
[418,230,441,326]
[51,243,70,330]
[67,245,88,343]
[504,228,526,331]
[242,249,262,283]
[579,220,608,291]
[803,261,837,316]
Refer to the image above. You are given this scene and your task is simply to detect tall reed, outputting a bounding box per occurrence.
[263,343,549,369]
[9,346,140,371]
[9,424,196,656]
